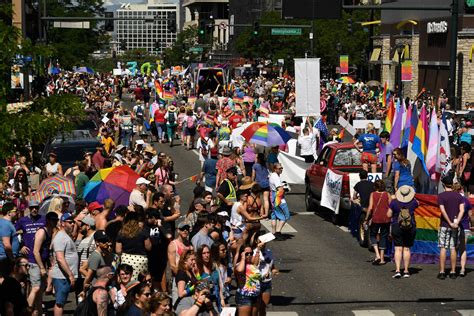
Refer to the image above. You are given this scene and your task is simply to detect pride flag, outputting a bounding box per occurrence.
[401,102,412,148]
[412,105,428,174]
[163,91,174,101]
[407,105,419,172]
[426,108,439,178]
[383,97,395,132]
[274,190,284,207]
[412,194,474,264]
[389,98,404,148]
[340,55,349,75]
[382,82,388,107]
[154,80,163,99]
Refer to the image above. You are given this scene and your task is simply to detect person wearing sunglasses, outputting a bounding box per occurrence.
[269,163,291,241]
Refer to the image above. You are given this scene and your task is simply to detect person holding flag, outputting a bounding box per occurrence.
[354,123,380,173]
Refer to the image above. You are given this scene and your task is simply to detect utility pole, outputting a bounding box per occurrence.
[448,0,459,110]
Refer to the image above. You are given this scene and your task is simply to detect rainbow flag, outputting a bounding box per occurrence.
[154,80,163,99]
[340,55,349,75]
[389,98,404,148]
[338,129,345,140]
[188,96,196,105]
[275,190,284,207]
[163,91,174,101]
[189,174,199,182]
[243,96,254,104]
[233,97,243,104]
[412,194,474,264]
[383,97,395,132]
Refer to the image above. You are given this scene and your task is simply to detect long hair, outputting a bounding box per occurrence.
[393,148,410,168]
[211,241,228,267]
[118,282,149,316]
[256,153,267,167]
[177,249,195,272]
[13,169,28,194]
[196,244,213,275]
[48,197,63,214]
[118,212,142,239]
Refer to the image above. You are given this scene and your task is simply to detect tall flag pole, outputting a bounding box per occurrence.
[401,102,412,148]
[426,108,440,179]
[439,110,452,177]
[382,81,388,108]
[389,98,404,148]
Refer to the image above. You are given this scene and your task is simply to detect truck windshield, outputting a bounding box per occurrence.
[333,148,362,166]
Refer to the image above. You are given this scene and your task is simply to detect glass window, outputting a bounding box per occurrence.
[333,148,361,166]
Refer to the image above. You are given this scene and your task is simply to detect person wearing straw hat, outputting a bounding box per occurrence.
[387,185,418,279]
[354,123,380,173]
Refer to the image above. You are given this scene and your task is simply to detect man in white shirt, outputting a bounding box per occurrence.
[298,126,316,163]
[129,177,151,209]
[269,163,291,240]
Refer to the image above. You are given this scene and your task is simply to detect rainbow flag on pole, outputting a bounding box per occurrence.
[154,80,163,99]
[383,97,395,133]
[340,55,349,75]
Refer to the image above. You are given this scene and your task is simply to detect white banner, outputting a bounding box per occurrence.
[353,120,381,130]
[349,173,382,199]
[321,169,343,214]
[278,151,312,184]
[295,58,320,117]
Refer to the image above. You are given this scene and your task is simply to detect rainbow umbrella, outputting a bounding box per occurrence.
[83,165,140,206]
[36,175,75,202]
[240,122,292,147]
[337,76,355,84]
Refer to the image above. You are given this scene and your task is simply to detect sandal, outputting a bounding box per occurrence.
[371,258,381,265]
[392,272,402,279]
[377,261,387,266]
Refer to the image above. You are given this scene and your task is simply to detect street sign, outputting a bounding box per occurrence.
[271,28,302,36]
[189,47,203,53]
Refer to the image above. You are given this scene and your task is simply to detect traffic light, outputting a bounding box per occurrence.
[168,20,176,33]
[198,20,206,42]
[253,21,260,36]
[347,18,353,34]
[120,40,127,50]
[105,12,114,32]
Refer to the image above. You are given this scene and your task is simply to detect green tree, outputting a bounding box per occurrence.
[46,0,108,68]
[0,4,85,162]
[163,25,204,67]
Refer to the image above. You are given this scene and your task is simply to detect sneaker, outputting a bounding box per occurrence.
[403,272,410,278]
[437,272,446,280]
[459,270,466,277]
[449,272,457,279]
[392,272,402,279]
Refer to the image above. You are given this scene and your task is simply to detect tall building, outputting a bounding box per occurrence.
[370,0,474,106]
[116,0,180,54]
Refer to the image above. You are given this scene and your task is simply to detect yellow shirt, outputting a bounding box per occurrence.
[101,136,115,154]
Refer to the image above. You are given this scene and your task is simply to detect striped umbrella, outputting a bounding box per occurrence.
[240,122,292,147]
[36,175,75,202]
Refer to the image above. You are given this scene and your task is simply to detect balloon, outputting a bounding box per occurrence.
[126,61,138,76]
[140,62,151,76]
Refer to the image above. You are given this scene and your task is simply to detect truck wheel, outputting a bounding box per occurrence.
[305,183,314,212]
[358,214,369,248]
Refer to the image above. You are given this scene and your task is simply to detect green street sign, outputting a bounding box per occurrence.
[189,47,203,53]
[271,28,302,36]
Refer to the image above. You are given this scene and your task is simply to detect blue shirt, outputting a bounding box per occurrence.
[202,158,218,188]
[0,218,16,259]
[393,161,414,188]
[358,133,380,154]
[253,163,270,188]
[460,132,472,145]
[267,152,279,165]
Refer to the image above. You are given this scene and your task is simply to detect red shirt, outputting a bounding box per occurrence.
[228,114,243,129]
[216,157,235,183]
[154,109,166,124]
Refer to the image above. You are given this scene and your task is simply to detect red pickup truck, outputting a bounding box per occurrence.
[305,142,375,225]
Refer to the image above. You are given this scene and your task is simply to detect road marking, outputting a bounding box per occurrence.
[337,226,351,232]
[260,219,297,233]
[267,312,299,316]
[295,212,314,215]
[353,310,394,316]
[457,310,474,316]
[192,149,199,156]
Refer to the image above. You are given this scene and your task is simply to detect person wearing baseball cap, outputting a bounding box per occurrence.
[81,230,113,294]
[129,177,151,209]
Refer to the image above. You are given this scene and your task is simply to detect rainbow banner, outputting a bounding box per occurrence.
[243,96,254,104]
[401,60,413,82]
[163,91,174,101]
[154,80,163,99]
[233,97,244,104]
[412,194,474,264]
[187,96,196,105]
[340,55,349,75]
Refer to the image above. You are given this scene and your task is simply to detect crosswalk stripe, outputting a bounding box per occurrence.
[295,212,315,215]
[353,310,395,316]
[260,219,297,233]
[457,310,474,316]
[267,312,299,316]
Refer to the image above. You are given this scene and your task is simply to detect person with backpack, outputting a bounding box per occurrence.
[165,103,178,147]
[184,109,197,150]
[132,101,145,136]
[387,185,418,279]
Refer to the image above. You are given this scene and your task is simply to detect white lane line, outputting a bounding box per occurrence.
[267,312,299,316]
[353,310,395,316]
[337,226,351,233]
[457,310,474,316]
[260,219,297,233]
[192,149,199,156]
[296,212,314,215]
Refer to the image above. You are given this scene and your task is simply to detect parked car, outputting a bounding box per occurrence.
[42,130,101,171]
[305,142,381,245]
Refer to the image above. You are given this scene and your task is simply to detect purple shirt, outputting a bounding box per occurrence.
[461,196,472,230]
[379,142,394,173]
[389,199,419,226]
[438,191,464,228]
[15,215,45,263]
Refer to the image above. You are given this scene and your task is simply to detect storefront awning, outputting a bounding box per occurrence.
[470,44,474,62]
[370,48,381,62]
[392,44,410,62]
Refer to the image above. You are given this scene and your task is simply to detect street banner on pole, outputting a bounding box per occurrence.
[340,55,349,75]
[402,60,412,81]
[321,169,343,214]
[295,58,320,117]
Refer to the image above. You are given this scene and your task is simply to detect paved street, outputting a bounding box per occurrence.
[156,141,474,316]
